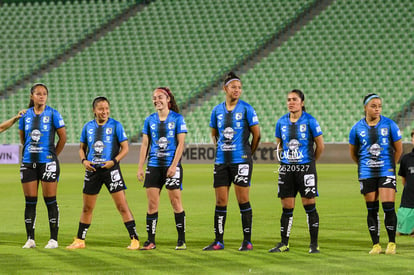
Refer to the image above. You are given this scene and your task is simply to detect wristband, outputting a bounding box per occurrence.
[81,159,86,164]
[112,158,118,165]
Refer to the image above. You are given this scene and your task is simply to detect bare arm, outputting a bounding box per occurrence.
[0,110,25,133]
[19,130,25,146]
[55,127,67,156]
[314,135,325,161]
[102,140,129,169]
[393,139,403,165]
[137,134,149,182]
[211,127,218,145]
[349,144,359,164]
[167,133,186,178]
[79,142,95,172]
[250,124,261,155]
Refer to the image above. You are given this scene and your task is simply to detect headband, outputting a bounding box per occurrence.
[364,94,380,105]
[224,78,240,86]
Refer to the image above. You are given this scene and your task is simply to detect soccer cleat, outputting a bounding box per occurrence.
[202,241,224,251]
[45,239,58,249]
[269,242,289,253]
[22,239,36,249]
[238,240,253,251]
[368,243,382,254]
[175,240,187,250]
[309,244,320,254]
[127,238,140,250]
[140,240,156,250]
[66,238,86,250]
[385,242,396,254]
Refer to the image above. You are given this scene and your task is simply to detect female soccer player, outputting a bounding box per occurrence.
[0,109,26,133]
[66,96,139,250]
[19,83,66,249]
[349,93,402,254]
[269,89,324,254]
[137,87,187,250]
[203,72,260,251]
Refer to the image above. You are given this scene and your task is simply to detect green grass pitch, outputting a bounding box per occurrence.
[0,163,413,274]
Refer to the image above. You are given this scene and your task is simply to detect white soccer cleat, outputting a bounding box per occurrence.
[45,239,58,249]
[22,239,36,249]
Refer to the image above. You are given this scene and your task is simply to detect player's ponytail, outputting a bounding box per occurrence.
[29,83,48,108]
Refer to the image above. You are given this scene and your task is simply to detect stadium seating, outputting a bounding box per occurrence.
[0,0,412,145]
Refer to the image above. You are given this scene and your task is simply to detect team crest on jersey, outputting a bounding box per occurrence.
[43,116,50,123]
[106,128,112,135]
[168,122,175,129]
[235,113,242,120]
[300,124,306,132]
[381,128,388,136]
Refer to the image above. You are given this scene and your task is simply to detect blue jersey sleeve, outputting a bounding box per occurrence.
[176,115,188,134]
[349,124,357,145]
[390,120,402,142]
[142,117,150,135]
[52,109,65,129]
[80,123,87,143]
[18,116,24,131]
[275,120,281,138]
[246,105,259,127]
[309,116,322,138]
[116,121,128,143]
[209,107,217,129]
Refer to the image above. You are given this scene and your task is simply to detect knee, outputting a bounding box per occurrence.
[82,205,94,214]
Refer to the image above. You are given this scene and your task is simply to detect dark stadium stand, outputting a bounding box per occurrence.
[0,0,412,144]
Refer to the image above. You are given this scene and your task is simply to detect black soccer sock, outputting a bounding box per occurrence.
[304,204,319,246]
[146,212,158,243]
[124,220,139,240]
[214,206,227,243]
[44,196,59,241]
[239,202,252,242]
[366,201,380,245]
[77,222,90,240]
[280,208,293,245]
[24,196,37,240]
[382,202,397,243]
[174,211,186,242]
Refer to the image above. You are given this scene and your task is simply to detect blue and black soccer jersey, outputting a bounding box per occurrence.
[210,100,259,164]
[349,115,402,180]
[80,118,127,164]
[19,105,65,163]
[275,112,323,165]
[142,111,187,167]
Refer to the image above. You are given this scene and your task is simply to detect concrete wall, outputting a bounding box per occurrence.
[56,142,413,164]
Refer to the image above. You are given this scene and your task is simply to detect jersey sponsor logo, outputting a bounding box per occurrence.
[238,164,249,176]
[300,124,306,132]
[316,126,322,133]
[181,124,187,131]
[381,128,388,136]
[31,129,41,142]
[397,130,401,137]
[157,137,168,150]
[43,116,50,123]
[168,122,175,129]
[220,144,236,151]
[106,128,113,135]
[279,139,305,162]
[366,159,385,168]
[123,131,127,138]
[59,120,65,127]
[235,113,242,120]
[304,174,315,187]
[368,143,382,157]
[93,140,104,154]
[252,116,258,123]
[223,127,234,140]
